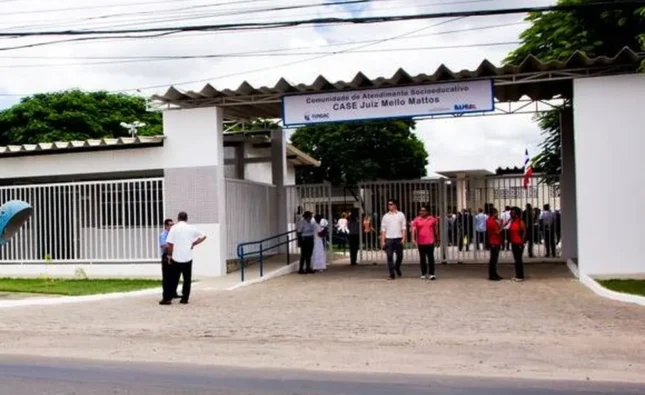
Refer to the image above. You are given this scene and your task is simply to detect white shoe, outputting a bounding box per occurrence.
[429,275,437,281]
[420,275,427,279]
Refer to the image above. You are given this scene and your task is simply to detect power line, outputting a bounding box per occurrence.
[0,20,526,58]
[0,0,488,33]
[0,0,374,32]
[1,1,643,37]
[0,0,273,16]
[0,41,520,68]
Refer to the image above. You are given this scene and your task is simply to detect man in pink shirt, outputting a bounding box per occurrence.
[411,205,439,280]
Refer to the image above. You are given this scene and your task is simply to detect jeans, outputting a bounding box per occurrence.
[385,238,403,278]
[418,244,435,276]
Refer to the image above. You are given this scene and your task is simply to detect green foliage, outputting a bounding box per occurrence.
[505,1,645,179]
[0,90,162,145]
[531,106,565,184]
[290,119,428,186]
[505,0,644,65]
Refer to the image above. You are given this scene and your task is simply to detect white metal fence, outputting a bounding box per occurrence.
[0,178,164,264]
[225,178,279,260]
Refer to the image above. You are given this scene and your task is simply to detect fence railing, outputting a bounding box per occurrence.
[225,178,279,261]
[236,230,297,282]
[0,177,165,264]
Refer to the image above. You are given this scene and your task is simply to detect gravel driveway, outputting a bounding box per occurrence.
[0,263,643,383]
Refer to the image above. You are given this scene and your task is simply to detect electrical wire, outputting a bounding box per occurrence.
[1,1,642,37]
[0,20,526,58]
[0,41,520,68]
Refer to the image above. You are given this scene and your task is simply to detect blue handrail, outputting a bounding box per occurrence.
[236,230,298,282]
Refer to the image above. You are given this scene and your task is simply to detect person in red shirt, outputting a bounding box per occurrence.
[509,206,527,282]
[411,205,439,280]
[486,208,503,281]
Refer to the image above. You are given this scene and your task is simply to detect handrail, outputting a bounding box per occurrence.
[236,230,298,282]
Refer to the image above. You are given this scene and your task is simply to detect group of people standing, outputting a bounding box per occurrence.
[378,200,535,282]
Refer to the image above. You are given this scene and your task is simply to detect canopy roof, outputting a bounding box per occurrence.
[152,47,643,121]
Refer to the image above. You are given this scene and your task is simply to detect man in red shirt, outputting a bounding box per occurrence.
[486,208,503,281]
[411,205,439,280]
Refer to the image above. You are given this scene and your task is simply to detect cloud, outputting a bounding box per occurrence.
[0,0,557,170]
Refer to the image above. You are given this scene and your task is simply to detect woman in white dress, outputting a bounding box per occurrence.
[312,214,327,272]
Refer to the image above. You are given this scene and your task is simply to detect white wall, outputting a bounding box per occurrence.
[0,108,224,180]
[574,74,645,276]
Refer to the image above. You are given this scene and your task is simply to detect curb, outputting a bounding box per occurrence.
[567,259,645,307]
[226,261,298,291]
[0,287,161,309]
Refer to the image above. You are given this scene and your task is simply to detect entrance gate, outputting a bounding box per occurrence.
[288,174,561,265]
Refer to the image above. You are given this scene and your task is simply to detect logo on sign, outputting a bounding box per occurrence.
[304,112,330,121]
[454,103,477,111]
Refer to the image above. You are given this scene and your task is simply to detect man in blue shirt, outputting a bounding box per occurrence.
[474,208,488,251]
[159,218,179,301]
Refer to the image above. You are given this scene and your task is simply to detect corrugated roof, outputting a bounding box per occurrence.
[0,136,164,157]
[151,47,644,120]
[0,135,320,166]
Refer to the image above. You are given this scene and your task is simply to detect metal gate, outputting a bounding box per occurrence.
[356,175,561,264]
[285,183,332,257]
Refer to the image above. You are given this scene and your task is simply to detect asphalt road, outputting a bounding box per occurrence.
[1,356,644,395]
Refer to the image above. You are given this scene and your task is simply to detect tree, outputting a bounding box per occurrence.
[0,90,162,145]
[504,0,645,177]
[290,119,428,186]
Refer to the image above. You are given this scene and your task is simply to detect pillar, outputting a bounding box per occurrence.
[234,144,245,180]
[271,128,288,245]
[455,173,467,211]
[162,107,227,277]
[559,107,578,261]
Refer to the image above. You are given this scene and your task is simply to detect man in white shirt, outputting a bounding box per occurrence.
[380,199,407,280]
[162,211,207,305]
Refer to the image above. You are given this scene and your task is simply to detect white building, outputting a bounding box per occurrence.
[0,48,643,280]
[0,133,319,278]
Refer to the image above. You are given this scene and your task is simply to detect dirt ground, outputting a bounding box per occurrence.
[0,263,644,383]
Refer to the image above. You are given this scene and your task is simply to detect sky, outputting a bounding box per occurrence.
[0,0,557,175]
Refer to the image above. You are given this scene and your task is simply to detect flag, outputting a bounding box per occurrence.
[523,148,533,189]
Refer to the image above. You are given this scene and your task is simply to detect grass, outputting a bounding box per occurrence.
[0,278,161,296]
[598,279,645,297]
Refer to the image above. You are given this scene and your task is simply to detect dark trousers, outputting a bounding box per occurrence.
[170,260,193,301]
[418,244,435,276]
[488,245,501,278]
[458,232,470,251]
[511,244,525,279]
[503,229,510,250]
[544,227,556,257]
[476,231,486,250]
[299,236,314,272]
[348,234,359,265]
[385,238,403,278]
[161,253,179,301]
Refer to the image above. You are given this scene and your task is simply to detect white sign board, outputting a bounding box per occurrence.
[281,79,494,126]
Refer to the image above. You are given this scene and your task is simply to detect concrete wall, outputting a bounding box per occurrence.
[574,74,645,276]
[162,107,227,277]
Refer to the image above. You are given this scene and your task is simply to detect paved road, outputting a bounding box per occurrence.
[1,356,643,395]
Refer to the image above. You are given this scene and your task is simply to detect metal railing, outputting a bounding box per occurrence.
[236,230,297,282]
